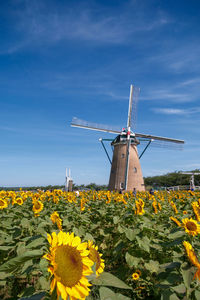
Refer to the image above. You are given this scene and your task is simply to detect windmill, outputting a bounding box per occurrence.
[71,85,184,192]
[65,168,73,192]
[180,172,200,190]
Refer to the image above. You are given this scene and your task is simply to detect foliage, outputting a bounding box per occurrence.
[144,170,200,188]
[0,189,200,299]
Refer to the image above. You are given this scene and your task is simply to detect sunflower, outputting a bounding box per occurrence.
[0,198,8,210]
[135,200,145,215]
[132,272,140,280]
[87,240,105,276]
[44,231,94,300]
[183,241,200,280]
[192,202,200,222]
[170,216,181,227]
[158,202,162,211]
[182,218,200,236]
[15,198,24,205]
[152,200,158,214]
[170,201,178,214]
[50,212,62,230]
[32,200,44,215]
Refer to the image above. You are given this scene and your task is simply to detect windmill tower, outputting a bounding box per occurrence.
[180,172,200,190]
[71,85,184,192]
[65,168,73,192]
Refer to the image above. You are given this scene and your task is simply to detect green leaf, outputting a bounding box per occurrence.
[92,272,132,290]
[38,276,50,290]
[125,252,140,268]
[136,236,150,253]
[0,280,6,286]
[181,264,193,290]
[160,262,181,270]
[0,245,14,251]
[161,290,180,300]
[0,249,43,273]
[19,292,46,300]
[62,218,69,226]
[99,287,131,300]
[21,286,35,297]
[144,260,159,273]
[168,231,185,239]
[0,272,9,280]
[99,287,116,300]
[113,216,119,224]
[125,229,135,241]
[172,284,186,294]
[195,290,200,299]
[85,233,94,241]
[117,225,124,234]
[26,237,45,249]
[115,294,131,300]
[17,242,26,256]
[21,218,30,227]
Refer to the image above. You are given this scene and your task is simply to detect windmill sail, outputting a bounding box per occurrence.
[71,117,121,134]
[135,132,184,144]
[125,85,134,190]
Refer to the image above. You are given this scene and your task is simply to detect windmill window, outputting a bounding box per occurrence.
[133,167,137,173]
[121,154,125,158]
[120,182,124,189]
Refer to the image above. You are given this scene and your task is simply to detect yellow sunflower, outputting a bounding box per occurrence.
[170,216,181,227]
[132,272,140,280]
[158,202,162,211]
[182,218,200,236]
[0,198,8,210]
[50,211,62,230]
[135,200,145,215]
[152,200,158,214]
[44,231,94,300]
[183,241,200,280]
[15,198,24,206]
[87,240,105,276]
[192,202,200,222]
[32,200,43,215]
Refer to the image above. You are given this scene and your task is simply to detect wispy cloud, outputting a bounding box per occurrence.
[149,43,200,74]
[179,77,200,87]
[1,0,171,54]
[152,107,200,115]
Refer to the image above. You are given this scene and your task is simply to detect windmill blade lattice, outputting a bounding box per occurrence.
[130,86,140,131]
[71,117,121,134]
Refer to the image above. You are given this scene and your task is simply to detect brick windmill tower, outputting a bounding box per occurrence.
[71,85,184,192]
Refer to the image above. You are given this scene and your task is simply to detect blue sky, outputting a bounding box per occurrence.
[1,0,200,187]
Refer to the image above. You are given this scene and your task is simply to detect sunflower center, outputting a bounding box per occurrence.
[88,248,101,271]
[34,202,41,210]
[186,221,197,231]
[54,245,83,287]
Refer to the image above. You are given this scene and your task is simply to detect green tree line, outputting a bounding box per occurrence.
[144,170,200,188]
[1,170,200,191]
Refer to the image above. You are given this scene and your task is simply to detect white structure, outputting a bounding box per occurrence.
[65,168,73,191]
[181,172,200,190]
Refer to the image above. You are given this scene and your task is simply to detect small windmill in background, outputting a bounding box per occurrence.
[65,168,73,192]
[71,85,184,192]
[180,171,200,190]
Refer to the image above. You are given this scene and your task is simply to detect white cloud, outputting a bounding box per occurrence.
[152,107,200,115]
[179,77,200,86]
[1,0,171,54]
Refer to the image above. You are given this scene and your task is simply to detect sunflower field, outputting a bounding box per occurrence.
[1,189,200,299]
